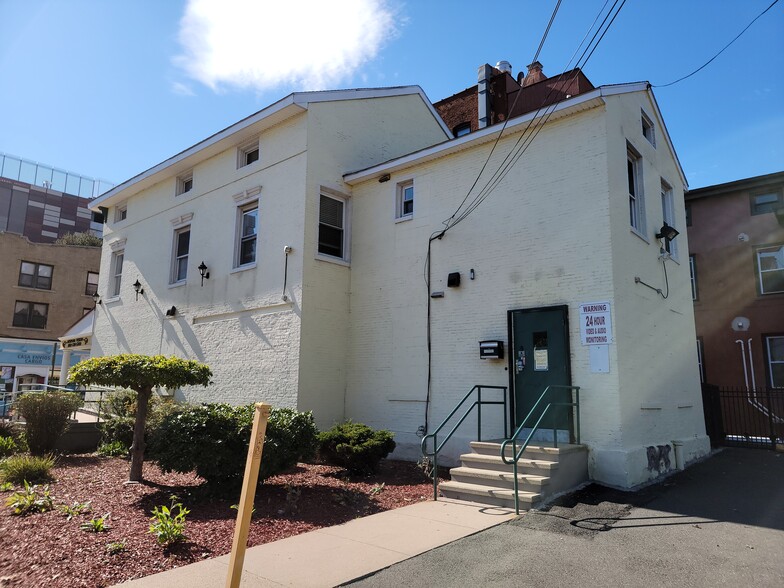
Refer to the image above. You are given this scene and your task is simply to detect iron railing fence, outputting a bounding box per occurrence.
[702,384,784,449]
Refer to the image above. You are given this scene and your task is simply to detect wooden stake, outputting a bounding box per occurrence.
[226,402,271,588]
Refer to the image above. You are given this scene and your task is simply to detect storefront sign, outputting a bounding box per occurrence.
[579,301,613,345]
[62,337,90,349]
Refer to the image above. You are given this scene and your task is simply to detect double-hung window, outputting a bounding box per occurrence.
[111,250,124,297]
[757,245,784,294]
[766,336,784,388]
[660,180,678,258]
[236,203,258,267]
[627,144,645,234]
[18,261,53,290]
[397,180,414,219]
[13,301,48,329]
[85,271,99,296]
[171,227,190,283]
[318,193,347,260]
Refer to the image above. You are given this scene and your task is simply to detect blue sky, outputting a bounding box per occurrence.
[1,0,782,191]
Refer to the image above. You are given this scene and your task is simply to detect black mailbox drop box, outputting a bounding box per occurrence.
[479,340,504,360]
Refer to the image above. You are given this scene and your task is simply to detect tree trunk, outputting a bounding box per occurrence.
[129,386,152,482]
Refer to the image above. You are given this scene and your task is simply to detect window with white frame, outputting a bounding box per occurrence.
[397,180,414,219]
[171,226,190,283]
[660,180,678,258]
[318,193,346,259]
[236,202,258,267]
[750,190,782,215]
[689,255,698,301]
[766,335,784,388]
[238,140,259,168]
[756,244,784,295]
[18,261,53,290]
[111,250,124,297]
[85,271,99,296]
[696,338,705,383]
[177,172,193,196]
[115,204,127,223]
[641,110,655,147]
[627,144,645,234]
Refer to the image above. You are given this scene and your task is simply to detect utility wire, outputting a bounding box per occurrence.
[654,0,781,88]
[534,0,563,63]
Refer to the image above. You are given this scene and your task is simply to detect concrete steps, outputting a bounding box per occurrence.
[438,440,588,511]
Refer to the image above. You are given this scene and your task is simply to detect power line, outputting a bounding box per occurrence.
[653,0,781,88]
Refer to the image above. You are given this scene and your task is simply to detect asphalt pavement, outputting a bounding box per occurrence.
[346,448,784,588]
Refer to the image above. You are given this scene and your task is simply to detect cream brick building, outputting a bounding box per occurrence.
[89,83,709,489]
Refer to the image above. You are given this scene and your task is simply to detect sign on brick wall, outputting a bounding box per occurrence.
[579,301,612,346]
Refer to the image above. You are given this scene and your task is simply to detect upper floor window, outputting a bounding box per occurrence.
[115,204,128,223]
[397,180,414,219]
[238,140,260,168]
[171,227,191,283]
[757,244,784,295]
[660,180,678,258]
[111,250,124,297]
[685,203,692,227]
[454,123,471,137]
[750,190,782,215]
[236,202,258,267]
[318,193,347,260]
[627,144,645,234]
[177,172,193,196]
[18,261,53,290]
[85,271,99,296]
[641,110,655,147]
[766,335,784,388]
[689,255,698,301]
[13,301,48,330]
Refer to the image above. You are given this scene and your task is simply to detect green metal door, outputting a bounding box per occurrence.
[509,305,572,438]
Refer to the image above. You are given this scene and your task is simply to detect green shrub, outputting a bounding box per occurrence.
[5,481,53,515]
[54,231,102,247]
[16,391,83,454]
[149,496,189,546]
[0,420,23,442]
[0,436,18,458]
[318,422,396,474]
[150,404,318,488]
[0,453,56,485]
[98,441,129,458]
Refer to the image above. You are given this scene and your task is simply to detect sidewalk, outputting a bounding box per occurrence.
[115,498,516,587]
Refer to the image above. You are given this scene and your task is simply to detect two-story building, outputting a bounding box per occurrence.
[88,68,709,491]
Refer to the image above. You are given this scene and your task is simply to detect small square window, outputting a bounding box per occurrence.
[397,181,414,219]
[177,172,193,196]
[171,227,191,283]
[115,204,127,223]
[750,190,782,215]
[318,193,347,260]
[238,141,260,168]
[454,123,471,137]
[641,110,655,147]
[85,271,99,296]
[235,203,258,267]
[18,261,53,290]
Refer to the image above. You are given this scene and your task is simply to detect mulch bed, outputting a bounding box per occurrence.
[0,456,446,588]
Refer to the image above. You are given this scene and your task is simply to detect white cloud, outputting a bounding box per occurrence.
[174,0,397,93]
[170,81,196,96]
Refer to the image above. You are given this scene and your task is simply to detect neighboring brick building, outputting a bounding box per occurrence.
[686,171,784,389]
[435,61,594,136]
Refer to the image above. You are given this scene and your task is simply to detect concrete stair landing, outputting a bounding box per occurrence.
[438,441,588,510]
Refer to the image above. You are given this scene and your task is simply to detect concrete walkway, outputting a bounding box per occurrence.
[115,498,516,587]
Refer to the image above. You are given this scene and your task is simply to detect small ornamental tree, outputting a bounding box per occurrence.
[69,355,212,482]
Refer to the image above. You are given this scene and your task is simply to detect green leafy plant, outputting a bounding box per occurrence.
[69,355,212,482]
[54,231,103,247]
[0,482,13,492]
[318,422,396,474]
[150,405,318,489]
[369,482,386,496]
[97,441,129,458]
[0,435,18,458]
[149,495,189,546]
[0,453,56,485]
[5,481,53,515]
[58,501,92,520]
[80,514,110,532]
[106,541,126,555]
[15,391,83,454]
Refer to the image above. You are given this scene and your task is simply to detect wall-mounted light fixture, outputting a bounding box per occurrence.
[378,173,391,183]
[198,261,210,287]
[655,222,679,242]
[447,272,461,287]
[165,306,177,317]
[132,279,144,301]
[91,292,102,306]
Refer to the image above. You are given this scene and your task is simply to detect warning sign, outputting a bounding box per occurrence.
[579,301,612,346]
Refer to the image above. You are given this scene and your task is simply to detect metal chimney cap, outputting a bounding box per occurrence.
[495,60,513,74]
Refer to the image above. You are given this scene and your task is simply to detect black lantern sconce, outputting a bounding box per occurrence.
[92,292,102,306]
[132,279,144,301]
[198,261,210,287]
[165,306,177,317]
[655,222,679,242]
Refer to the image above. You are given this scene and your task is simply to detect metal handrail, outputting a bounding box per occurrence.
[421,385,508,501]
[5,384,113,423]
[500,384,581,514]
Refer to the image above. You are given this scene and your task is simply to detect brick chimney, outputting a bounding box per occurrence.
[522,61,547,87]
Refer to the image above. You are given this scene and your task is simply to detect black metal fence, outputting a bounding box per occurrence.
[702,384,784,449]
